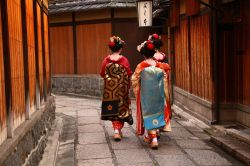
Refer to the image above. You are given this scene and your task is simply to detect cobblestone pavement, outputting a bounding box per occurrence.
[42,95,244,166]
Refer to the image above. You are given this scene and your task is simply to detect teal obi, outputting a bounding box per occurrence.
[140,66,166,130]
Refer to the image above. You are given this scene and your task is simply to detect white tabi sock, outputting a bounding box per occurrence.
[114,129,119,134]
[145,130,149,137]
[152,138,157,142]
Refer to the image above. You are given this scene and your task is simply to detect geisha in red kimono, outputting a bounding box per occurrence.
[132,41,171,149]
[100,36,132,141]
[149,33,171,132]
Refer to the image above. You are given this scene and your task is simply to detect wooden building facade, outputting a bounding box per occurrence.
[49,0,164,74]
[169,0,250,127]
[0,0,51,146]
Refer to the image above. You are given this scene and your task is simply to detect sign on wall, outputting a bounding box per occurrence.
[137,0,153,27]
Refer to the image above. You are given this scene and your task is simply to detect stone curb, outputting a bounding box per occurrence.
[172,104,210,130]
[172,104,250,165]
[0,97,55,166]
[211,136,250,165]
[39,116,63,166]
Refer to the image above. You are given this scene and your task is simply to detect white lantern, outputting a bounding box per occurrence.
[137,0,153,27]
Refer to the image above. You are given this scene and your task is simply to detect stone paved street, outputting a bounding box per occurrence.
[40,95,244,166]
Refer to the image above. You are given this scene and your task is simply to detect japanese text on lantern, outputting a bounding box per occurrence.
[138,1,152,27]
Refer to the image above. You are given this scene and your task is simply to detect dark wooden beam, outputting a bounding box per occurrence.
[1,0,13,137]
[41,9,47,101]
[33,1,41,109]
[49,22,74,27]
[48,19,52,94]
[210,0,219,123]
[21,0,31,119]
[72,12,78,74]
[170,0,180,27]
[49,19,113,27]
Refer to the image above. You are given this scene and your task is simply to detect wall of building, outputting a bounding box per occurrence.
[171,0,250,127]
[49,8,162,75]
[0,0,55,164]
[217,0,250,127]
[171,0,216,124]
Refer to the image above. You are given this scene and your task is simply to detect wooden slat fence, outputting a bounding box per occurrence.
[174,13,213,101]
[174,19,190,92]
[190,14,213,101]
[0,0,50,146]
[7,0,26,129]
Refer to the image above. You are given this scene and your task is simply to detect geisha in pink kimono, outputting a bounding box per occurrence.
[100,36,132,141]
[132,41,171,149]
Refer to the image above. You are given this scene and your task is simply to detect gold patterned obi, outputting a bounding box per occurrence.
[101,63,130,122]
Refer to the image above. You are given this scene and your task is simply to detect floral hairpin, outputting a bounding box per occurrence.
[137,40,154,52]
[149,33,161,40]
[146,40,154,50]
[109,36,125,48]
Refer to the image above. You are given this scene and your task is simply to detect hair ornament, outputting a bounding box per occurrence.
[108,42,115,47]
[109,36,125,46]
[147,43,154,50]
[152,33,159,39]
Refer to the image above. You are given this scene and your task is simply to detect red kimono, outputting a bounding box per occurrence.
[100,55,132,130]
[100,55,132,78]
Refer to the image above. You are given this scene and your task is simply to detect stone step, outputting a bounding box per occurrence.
[211,135,250,165]
[226,128,250,145]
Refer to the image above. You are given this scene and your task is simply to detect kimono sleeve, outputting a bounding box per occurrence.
[121,57,132,77]
[100,57,109,78]
[131,64,142,97]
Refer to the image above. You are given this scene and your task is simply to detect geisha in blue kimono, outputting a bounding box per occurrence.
[149,33,172,132]
[131,41,171,149]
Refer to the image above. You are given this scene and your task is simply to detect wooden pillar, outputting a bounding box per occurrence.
[48,15,52,95]
[43,12,51,95]
[21,0,31,120]
[1,0,13,138]
[33,1,41,109]
[41,8,47,102]
[168,26,174,104]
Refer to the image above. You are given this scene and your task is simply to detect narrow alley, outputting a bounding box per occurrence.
[39,95,244,166]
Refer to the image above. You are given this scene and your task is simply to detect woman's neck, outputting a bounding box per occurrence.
[144,58,156,66]
[110,53,121,61]
[111,52,120,56]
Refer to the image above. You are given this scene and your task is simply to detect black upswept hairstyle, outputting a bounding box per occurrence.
[139,41,156,58]
[108,36,124,52]
[152,39,163,49]
[149,34,163,50]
